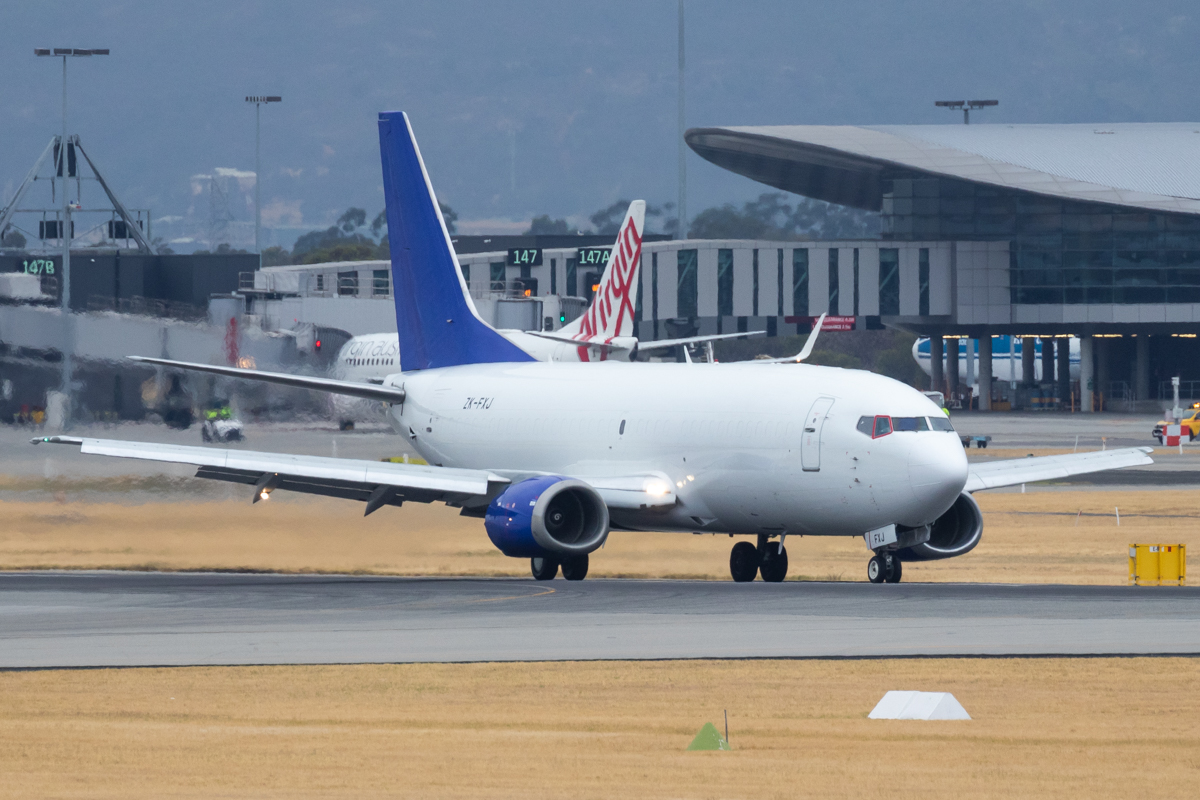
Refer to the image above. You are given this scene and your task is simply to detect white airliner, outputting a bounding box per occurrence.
[34,112,1154,584]
[913,336,1080,388]
[330,200,760,426]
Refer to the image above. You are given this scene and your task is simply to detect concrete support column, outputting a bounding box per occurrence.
[1041,337,1055,384]
[1080,336,1094,413]
[929,335,944,393]
[1095,337,1110,410]
[1058,337,1071,405]
[1135,335,1150,401]
[946,337,960,398]
[1021,336,1036,384]
[978,335,993,411]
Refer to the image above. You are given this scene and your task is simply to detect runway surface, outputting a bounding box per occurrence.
[2,572,1198,668]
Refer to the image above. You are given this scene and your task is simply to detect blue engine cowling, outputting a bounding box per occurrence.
[484,476,610,558]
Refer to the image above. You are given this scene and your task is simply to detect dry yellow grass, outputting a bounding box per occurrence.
[1,658,1197,799]
[1,489,1195,583]
[0,489,1195,582]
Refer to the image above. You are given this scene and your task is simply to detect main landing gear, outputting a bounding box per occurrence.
[530,554,589,581]
[729,535,789,583]
[867,552,903,584]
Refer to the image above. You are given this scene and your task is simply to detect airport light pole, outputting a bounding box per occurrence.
[35,46,109,415]
[245,96,282,262]
[935,99,998,124]
[677,0,687,239]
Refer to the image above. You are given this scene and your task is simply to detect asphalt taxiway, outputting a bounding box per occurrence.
[1,572,1197,668]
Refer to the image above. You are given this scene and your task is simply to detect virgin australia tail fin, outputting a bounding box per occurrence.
[559,200,645,340]
[378,111,534,371]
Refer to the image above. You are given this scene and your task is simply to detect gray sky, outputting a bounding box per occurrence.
[2,1,1197,250]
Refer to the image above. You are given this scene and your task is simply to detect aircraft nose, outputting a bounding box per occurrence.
[907,432,969,521]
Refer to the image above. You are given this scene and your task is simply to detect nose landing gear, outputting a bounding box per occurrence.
[867,552,902,583]
[728,535,789,582]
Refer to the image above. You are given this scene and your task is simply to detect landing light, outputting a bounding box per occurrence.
[259,490,271,501]
[645,480,670,497]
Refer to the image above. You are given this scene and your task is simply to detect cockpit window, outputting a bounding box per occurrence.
[856,416,873,436]
[893,416,929,432]
[873,416,892,437]
[929,415,955,432]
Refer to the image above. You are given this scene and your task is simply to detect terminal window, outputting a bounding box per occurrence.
[651,253,659,323]
[677,249,698,318]
[337,270,358,296]
[751,249,759,317]
[567,258,577,297]
[918,248,930,315]
[777,249,785,316]
[718,249,734,316]
[828,249,839,315]
[879,248,900,316]
[372,269,389,297]
[550,259,557,294]
[792,249,809,316]
[490,262,505,289]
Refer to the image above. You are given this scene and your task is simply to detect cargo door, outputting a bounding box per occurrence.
[801,397,835,472]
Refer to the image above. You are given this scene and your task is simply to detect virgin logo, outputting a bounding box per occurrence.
[576,220,642,360]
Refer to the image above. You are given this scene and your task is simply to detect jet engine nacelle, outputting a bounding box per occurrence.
[484,476,610,558]
[895,492,983,561]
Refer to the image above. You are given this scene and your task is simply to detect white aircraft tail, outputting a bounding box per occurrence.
[560,200,645,343]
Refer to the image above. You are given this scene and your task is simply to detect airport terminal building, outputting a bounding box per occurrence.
[687,122,1200,409]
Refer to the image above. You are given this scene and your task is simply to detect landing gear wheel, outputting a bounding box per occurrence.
[867,555,886,584]
[759,545,789,583]
[729,541,759,582]
[530,557,559,581]
[884,555,903,583]
[561,554,589,581]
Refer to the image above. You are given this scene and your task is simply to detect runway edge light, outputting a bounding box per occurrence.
[868,691,971,720]
[686,722,731,751]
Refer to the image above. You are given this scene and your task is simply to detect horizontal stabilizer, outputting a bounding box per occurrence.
[964,446,1154,492]
[128,356,406,402]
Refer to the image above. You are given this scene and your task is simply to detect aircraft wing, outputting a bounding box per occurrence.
[964,447,1154,492]
[128,356,406,403]
[635,330,766,352]
[521,331,630,351]
[749,313,827,363]
[33,436,505,512]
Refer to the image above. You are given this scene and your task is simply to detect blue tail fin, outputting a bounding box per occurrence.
[378,112,535,371]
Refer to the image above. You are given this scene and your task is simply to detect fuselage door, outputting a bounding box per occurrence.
[801,397,835,472]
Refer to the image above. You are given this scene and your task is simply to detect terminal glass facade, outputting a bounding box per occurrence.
[880,174,1200,304]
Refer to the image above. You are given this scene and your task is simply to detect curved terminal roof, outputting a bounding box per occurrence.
[685,123,1200,215]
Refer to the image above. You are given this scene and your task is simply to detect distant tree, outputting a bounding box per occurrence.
[194,243,250,255]
[371,210,387,238]
[525,215,577,235]
[1,227,27,249]
[438,202,458,234]
[299,242,379,264]
[688,192,879,240]
[588,200,674,236]
[292,207,375,257]
[261,245,290,266]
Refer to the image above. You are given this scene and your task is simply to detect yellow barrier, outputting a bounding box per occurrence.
[1128,544,1187,586]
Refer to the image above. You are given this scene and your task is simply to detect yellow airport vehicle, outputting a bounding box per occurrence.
[1153,403,1200,444]
[1128,544,1186,586]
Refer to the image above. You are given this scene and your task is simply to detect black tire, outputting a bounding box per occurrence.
[885,555,903,583]
[729,541,759,582]
[561,554,589,581]
[759,545,788,583]
[201,426,212,443]
[867,555,886,584]
[530,557,559,581]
